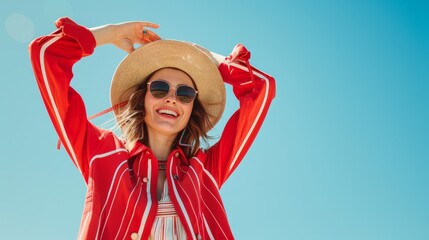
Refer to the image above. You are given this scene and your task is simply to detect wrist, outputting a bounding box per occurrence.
[90,24,115,47]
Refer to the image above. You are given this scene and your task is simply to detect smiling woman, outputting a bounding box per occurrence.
[28,17,275,240]
[121,68,204,158]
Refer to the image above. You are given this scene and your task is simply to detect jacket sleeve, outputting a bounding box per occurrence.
[205,44,276,187]
[28,17,100,183]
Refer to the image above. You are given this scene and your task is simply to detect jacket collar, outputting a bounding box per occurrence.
[129,141,190,165]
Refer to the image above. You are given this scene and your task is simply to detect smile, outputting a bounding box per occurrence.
[157,109,179,117]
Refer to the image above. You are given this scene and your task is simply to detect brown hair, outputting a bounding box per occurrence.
[117,70,212,158]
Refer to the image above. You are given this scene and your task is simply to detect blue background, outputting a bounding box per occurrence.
[1,0,428,239]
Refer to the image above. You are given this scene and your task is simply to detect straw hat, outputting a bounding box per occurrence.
[110,40,226,128]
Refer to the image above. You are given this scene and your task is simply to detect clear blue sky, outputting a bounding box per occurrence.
[1,0,428,239]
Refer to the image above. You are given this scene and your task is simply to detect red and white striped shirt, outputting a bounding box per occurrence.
[29,18,276,240]
[150,180,187,239]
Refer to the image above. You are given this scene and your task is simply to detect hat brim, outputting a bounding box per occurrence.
[110,40,226,129]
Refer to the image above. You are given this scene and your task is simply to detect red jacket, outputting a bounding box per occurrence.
[29,18,275,240]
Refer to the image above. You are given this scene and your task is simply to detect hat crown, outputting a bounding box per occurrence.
[110,40,226,129]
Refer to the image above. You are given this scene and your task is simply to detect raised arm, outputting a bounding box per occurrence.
[90,20,159,52]
[205,44,276,187]
[28,18,160,182]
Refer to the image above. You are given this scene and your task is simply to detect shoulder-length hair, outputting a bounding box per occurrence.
[117,69,213,158]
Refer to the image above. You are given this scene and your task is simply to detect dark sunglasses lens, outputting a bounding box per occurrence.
[177,86,197,103]
[150,81,169,98]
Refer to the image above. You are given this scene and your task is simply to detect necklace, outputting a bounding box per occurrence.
[158,160,167,170]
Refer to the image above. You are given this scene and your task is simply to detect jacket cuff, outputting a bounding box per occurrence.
[54,17,96,56]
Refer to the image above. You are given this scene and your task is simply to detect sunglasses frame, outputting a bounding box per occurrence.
[147,79,198,104]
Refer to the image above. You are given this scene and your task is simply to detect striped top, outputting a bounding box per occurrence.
[150,180,187,239]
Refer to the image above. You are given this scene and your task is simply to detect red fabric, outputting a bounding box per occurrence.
[29,18,275,240]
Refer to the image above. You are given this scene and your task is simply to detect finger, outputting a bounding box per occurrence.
[141,28,160,38]
[141,29,161,43]
[141,22,160,29]
[137,22,159,32]
[147,30,161,40]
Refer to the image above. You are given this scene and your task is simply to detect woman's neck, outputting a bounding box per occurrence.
[147,131,177,161]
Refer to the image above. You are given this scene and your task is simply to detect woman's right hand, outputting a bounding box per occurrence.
[90,21,160,53]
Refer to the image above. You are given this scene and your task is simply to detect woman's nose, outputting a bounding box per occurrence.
[164,88,177,104]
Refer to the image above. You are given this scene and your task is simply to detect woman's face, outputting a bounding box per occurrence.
[144,68,195,139]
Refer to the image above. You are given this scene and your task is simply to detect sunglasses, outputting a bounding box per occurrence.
[147,80,198,104]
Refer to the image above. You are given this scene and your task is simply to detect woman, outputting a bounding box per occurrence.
[29,17,275,240]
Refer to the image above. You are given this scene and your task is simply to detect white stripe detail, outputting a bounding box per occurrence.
[193,157,219,190]
[169,158,197,240]
[187,166,204,235]
[188,166,201,192]
[138,160,152,237]
[178,170,201,235]
[230,62,268,80]
[123,182,144,238]
[203,214,215,240]
[39,36,82,173]
[89,148,128,167]
[194,157,228,216]
[200,195,228,239]
[190,162,226,215]
[99,168,128,238]
[228,63,271,172]
[201,181,227,216]
[239,80,253,86]
[94,160,128,240]
[190,159,228,237]
[177,183,200,234]
[113,181,140,240]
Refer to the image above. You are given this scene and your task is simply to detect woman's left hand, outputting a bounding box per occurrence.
[90,21,161,53]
